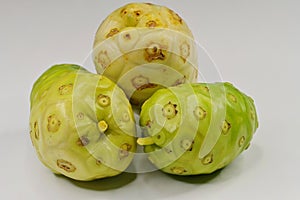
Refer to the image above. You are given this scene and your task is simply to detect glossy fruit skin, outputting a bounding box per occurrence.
[29,64,136,181]
[93,3,198,108]
[139,82,258,175]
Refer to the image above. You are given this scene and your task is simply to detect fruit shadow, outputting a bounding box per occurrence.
[164,168,223,184]
[55,172,137,191]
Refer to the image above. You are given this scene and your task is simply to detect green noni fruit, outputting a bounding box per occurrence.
[138,82,258,175]
[93,3,198,108]
[29,64,136,181]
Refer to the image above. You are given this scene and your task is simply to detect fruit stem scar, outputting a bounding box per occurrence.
[98,120,108,132]
[137,137,154,145]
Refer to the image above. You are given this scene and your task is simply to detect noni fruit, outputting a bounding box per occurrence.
[138,82,258,175]
[93,3,198,108]
[29,64,136,181]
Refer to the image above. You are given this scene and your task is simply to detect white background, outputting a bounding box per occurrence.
[1,0,299,199]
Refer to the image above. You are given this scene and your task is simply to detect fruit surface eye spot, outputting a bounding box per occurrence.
[180,42,190,62]
[33,121,39,140]
[97,51,110,69]
[124,33,131,40]
[171,167,186,174]
[47,114,61,133]
[146,20,157,27]
[202,153,213,165]
[122,112,130,122]
[57,159,76,172]
[193,106,206,120]
[119,143,132,159]
[106,28,119,38]
[228,93,237,103]
[145,43,166,62]
[162,102,178,119]
[153,132,166,146]
[76,112,84,120]
[131,75,149,89]
[221,120,231,135]
[239,136,246,147]
[77,136,89,146]
[134,10,141,16]
[97,94,111,107]
[58,84,73,95]
[180,139,193,151]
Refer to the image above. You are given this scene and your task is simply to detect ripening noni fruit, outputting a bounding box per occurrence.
[138,82,258,175]
[29,64,136,181]
[93,3,198,109]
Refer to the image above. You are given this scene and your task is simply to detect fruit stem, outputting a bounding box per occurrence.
[98,120,108,133]
[137,137,154,145]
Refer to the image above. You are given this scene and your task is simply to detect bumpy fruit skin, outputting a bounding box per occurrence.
[93,3,198,108]
[138,82,258,175]
[29,64,136,181]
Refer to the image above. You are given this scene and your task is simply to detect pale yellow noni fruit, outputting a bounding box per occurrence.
[93,3,198,109]
[29,64,136,181]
